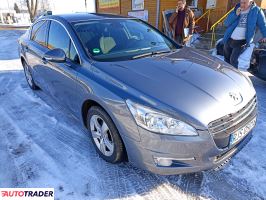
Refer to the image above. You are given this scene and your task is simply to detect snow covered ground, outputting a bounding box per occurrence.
[0,30,266,200]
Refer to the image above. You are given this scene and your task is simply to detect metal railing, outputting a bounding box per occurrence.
[195,9,211,32]
[210,7,235,48]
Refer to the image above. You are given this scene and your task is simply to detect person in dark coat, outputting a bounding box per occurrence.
[169,0,195,45]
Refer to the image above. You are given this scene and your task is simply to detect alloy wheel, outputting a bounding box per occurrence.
[23,62,33,87]
[90,115,114,157]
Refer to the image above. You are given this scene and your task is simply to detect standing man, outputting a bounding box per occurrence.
[169,0,195,45]
[223,0,266,68]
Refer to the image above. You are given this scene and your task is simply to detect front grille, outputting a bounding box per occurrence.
[208,96,257,149]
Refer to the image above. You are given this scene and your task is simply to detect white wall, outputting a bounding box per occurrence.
[0,0,96,15]
[50,0,96,14]
[0,0,15,10]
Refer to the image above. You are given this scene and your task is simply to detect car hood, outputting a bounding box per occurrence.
[93,47,256,128]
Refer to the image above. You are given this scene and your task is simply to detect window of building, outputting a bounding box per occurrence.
[132,0,144,11]
[187,0,198,8]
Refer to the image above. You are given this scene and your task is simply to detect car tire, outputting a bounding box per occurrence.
[22,60,38,90]
[87,106,125,163]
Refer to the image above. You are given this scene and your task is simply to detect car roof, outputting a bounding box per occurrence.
[44,13,134,23]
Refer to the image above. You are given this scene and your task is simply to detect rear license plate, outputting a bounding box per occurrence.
[230,117,257,146]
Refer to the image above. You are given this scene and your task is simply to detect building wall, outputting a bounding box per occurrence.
[51,0,95,14]
[97,0,158,27]
[144,0,157,27]
[96,0,266,32]
[255,0,266,8]
[96,0,121,14]
[158,0,207,31]
[208,1,229,25]
[120,0,131,16]
[96,0,208,31]
[261,1,266,8]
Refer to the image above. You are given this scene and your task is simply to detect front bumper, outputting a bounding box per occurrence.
[124,124,254,175]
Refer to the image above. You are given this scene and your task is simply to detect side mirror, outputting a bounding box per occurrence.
[43,48,66,63]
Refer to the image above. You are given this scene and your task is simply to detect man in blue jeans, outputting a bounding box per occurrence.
[223,0,266,68]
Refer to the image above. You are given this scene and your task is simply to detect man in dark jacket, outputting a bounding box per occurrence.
[223,0,266,68]
[169,0,195,45]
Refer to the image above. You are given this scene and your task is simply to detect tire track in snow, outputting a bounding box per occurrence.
[0,108,43,187]
[0,112,25,187]
[0,80,104,199]
[0,108,90,200]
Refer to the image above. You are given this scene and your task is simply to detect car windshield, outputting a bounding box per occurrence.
[73,19,179,61]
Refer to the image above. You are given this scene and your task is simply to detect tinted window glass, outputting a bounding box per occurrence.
[74,19,178,61]
[69,42,79,63]
[31,21,45,39]
[31,21,48,46]
[48,21,70,55]
[48,21,80,64]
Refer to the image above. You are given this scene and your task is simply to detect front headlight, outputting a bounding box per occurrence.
[126,100,198,136]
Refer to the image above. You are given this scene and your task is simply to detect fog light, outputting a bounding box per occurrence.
[154,157,173,167]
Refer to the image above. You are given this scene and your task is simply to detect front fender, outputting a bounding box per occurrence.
[76,65,141,142]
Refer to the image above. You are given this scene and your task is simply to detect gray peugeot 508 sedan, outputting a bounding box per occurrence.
[18,13,257,175]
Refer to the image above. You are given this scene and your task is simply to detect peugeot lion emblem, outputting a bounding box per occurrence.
[229,92,243,105]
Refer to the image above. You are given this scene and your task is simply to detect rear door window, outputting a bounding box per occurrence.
[31,20,48,47]
[31,21,44,39]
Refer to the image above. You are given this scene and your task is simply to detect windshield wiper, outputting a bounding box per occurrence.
[153,50,173,55]
[132,50,173,60]
[132,52,153,59]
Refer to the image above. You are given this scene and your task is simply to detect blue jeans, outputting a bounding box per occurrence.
[224,38,247,68]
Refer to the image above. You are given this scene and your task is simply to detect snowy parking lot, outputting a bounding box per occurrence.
[0,30,266,200]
